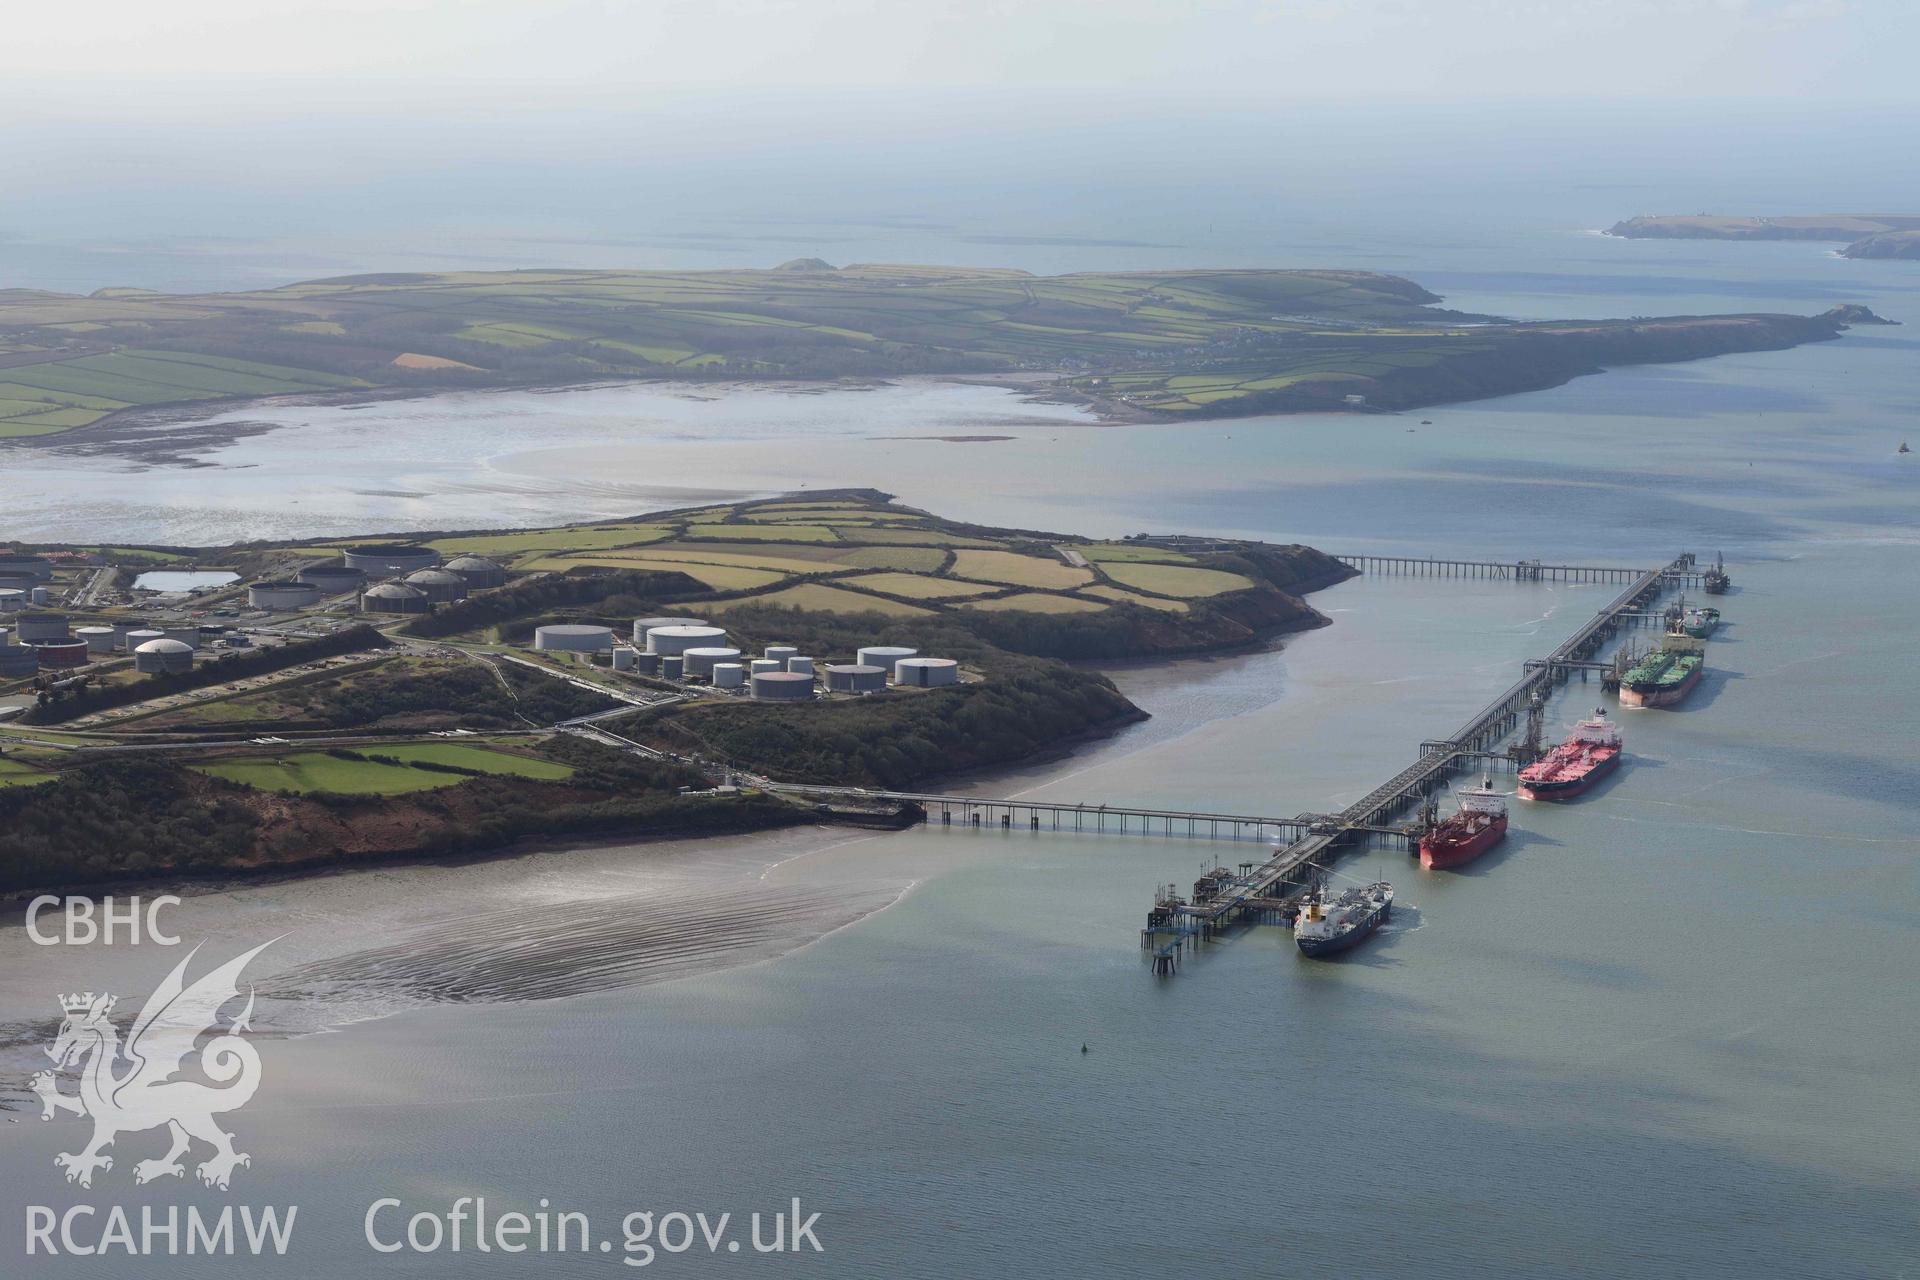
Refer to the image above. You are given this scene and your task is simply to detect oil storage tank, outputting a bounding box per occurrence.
[404,568,468,603]
[123,629,165,651]
[751,671,813,701]
[786,655,814,676]
[14,612,68,643]
[31,639,91,669]
[632,616,708,646]
[895,657,960,687]
[534,624,614,653]
[857,645,916,675]
[0,645,36,677]
[248,580,322,610]
[297,562,366,594]
[824,663,887,693]
[763,645,798,667]
[160,628,203,649]
[74,625,117,654]
[660,655,684,680]
[444,555,508,590]
[0,554,53,582]
[646,624,727,657]
[342,543,438,575]
[711,662,745,689]
[360,582,429,614]
[682,646,742,678]
[133,637,194,675]
[0,588,24,612]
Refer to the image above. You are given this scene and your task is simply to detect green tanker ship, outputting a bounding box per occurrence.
[1619,631,1706,708]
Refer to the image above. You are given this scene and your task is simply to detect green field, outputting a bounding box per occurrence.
[0,758,56,787]
[949,549,1095,589]
[721,583,934,617]
[194,743,573,794]
[960,592,1109,614]
[1100,563,1256,597]
[840,572,1002,600]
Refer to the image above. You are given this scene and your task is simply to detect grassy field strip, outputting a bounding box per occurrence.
[838,572,1003,600]
[194,743,573,795]
[716,583,934,617]
[959,592,1108,614]
[1099,563,1256,597]
[948,549,1095,589]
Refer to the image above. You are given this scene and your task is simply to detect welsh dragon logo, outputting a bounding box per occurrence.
[31,941,272,1190]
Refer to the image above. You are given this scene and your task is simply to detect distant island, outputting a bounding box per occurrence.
[0,264,1886,443]
[1606,214,1920,260]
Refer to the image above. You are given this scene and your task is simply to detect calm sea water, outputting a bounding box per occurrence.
[3,169,1918,1275]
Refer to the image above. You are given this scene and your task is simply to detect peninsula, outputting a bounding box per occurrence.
[0,493,1352,894]
[0,264,1880,441]
[1606,214,1920,260]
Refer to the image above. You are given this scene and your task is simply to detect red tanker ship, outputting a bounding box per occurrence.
[1517,709,1622,801]
[1418,777,1509,869]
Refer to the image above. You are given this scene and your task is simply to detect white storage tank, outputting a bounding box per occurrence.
[763,644,798,666]
[751,671,813,701]
[74,626,117,654]
[161,628,203,649]
[661,655,685,680]
[30,587,51,606]
[248,579,322,610]
[749,659,782,676]
[443,555,508,589]
[682,645,742,678]
[786,655,815,675]
[133,637,194,675]
[360,582,430,614]
[404,568,469,603]
[123,629,165,651]
[823,663,887,693]
[534,624,615,653]
[895,657,960,688]
[645,624,727,657]
[0,588,24,611]
[14,612,68,643]
[711,662,745,689]
[633,652,661,677]
[611,647,636,671]
[857,645,917,675]
[633,616,708,646]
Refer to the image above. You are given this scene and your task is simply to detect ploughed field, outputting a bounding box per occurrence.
[0,262,1871,436]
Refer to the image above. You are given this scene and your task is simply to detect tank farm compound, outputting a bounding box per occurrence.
[778,551,1728,977]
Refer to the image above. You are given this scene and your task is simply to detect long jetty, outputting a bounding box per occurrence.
[767,550,1714,977]
[1332,552,1716,587]
[1142,552,1702,973]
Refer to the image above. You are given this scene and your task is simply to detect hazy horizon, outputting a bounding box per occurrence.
[8,95,1920,296]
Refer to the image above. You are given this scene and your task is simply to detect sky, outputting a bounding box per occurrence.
[3,0,1910,114]
[4,0,1915,293]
